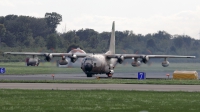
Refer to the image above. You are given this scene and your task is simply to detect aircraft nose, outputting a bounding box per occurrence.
[84,63,93,72]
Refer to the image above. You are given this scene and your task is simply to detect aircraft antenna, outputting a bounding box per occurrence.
[65,24,66,33]
[62,23,67,33]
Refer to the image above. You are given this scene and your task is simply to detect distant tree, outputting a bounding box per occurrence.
[0,24,6,46]
[193,41,199,47]
[45,12,62,33]
[173,37,183,48]
[146,39,157,49]
[46,34,58,49]
[145,33,152,38]
[0,24,6,37]
[0,16,5,24]
[89,35,98,48]
[24,36,35,47]
[3,31,16,47]
[182,36,192,47]
[76,29,98,41]
[62,30,76,43]
[170,46,176,53]
[5,15,18,20]
[35,36,46,47]
[154,31,171,39]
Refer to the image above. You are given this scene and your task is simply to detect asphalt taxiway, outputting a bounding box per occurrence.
[0,83,200,91]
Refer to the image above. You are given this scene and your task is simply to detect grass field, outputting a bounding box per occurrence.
[0,62,200,75]
[0,89,200,112]
[0,62,200,112]
[0,62,82,74]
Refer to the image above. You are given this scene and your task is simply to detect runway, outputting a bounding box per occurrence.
[0,83,200,91]
[0,72,175,80]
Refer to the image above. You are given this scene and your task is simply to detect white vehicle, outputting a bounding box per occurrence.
[26,57,40,66]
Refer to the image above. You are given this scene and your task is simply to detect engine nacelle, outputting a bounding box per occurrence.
[45,53,53,62]
[117,55,124,64]
[61,55,66,60]
[70,54,77,63]
[58,59,68,65]
[141,56,149,64]
[131,61,141,67]
[162,61,169,67]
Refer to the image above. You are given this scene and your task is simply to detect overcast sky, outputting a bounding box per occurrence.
[1,0,200,39]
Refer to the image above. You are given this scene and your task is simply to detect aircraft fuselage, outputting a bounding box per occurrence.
[81,54,118,76]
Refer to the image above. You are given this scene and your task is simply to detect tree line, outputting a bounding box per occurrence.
[0,12,199,62]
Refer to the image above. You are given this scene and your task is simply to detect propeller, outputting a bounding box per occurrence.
[135,49,153,66]
[146,49,153,66]
[38,48,57,66]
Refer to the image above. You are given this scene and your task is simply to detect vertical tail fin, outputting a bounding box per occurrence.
[106,21,115,54]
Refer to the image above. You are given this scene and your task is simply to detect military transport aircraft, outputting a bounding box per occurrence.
[4,21,195,77]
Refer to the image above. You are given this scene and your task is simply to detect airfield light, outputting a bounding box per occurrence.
[96,76,100,80]
[52,74,55,80]
[166,74,170,79]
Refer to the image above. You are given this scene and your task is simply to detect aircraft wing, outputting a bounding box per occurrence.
[4,52,195,59]
[4,52,47,56]
[141,55,195,58]
[3,52,90,58]
[105,54,196,59]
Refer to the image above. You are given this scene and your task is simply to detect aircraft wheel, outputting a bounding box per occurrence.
[107,74,113,78]
[87,74,93,77]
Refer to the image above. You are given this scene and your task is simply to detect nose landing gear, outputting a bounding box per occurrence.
[106,69,114,78]
[86,73,93,77]
[107,73,113,77]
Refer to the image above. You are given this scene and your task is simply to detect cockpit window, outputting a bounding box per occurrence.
[84,58,93,64]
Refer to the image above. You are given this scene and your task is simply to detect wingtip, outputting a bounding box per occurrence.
[188,56,196,58]
[3,52,9,54]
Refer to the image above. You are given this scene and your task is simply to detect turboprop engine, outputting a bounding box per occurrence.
[58,55,68,65]
[141,55,149,64]
[70,54,77,63]
[45,53,53,62]
[131,58,141,67]
[58,60,68,65]
[117,55,124,64]
[162,60,169,67]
